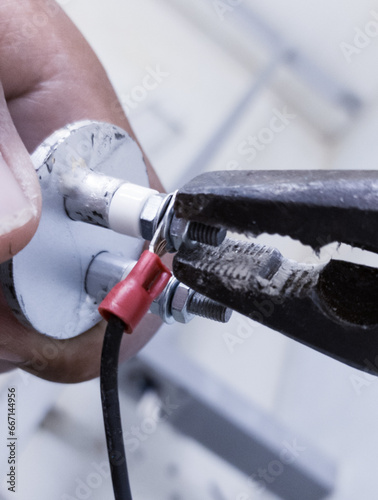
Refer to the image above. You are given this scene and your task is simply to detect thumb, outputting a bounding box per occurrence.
[0,88,41,264]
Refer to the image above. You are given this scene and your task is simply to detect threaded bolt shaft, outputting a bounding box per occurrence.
[187,222,226,247]
[187,293,232,323]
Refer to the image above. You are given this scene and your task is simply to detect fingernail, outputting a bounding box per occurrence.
[0,154,35,236]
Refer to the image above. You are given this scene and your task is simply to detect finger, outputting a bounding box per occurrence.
[0,0,164,381]
[0,84,41,264]
[1,0,164,191]
[1,0,131,151]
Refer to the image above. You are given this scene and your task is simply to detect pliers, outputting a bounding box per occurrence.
[171,169,378,375]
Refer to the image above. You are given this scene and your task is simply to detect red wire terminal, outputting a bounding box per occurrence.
[99,250,171,333]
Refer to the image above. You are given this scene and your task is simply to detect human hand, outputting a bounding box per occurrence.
[0,0,164,382]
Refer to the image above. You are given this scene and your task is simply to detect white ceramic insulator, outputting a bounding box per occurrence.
[108,182,158,238]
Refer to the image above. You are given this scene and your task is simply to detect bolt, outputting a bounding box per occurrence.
[166,212,227,253]
[187,293,232,323]
[168,280,232,324]
[187,222,226,247]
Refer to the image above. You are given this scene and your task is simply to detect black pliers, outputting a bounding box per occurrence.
[172,170,378,375]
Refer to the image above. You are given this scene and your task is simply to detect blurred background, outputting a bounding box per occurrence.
[1,0,378,498]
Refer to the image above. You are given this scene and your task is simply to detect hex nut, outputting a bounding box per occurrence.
[150,277,179,324]
[166,215,189,252]
[149,299,160,318]
[171,283,195,323]
[140,193,166,240]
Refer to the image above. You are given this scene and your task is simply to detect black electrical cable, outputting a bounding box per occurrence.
[100,314,133,500]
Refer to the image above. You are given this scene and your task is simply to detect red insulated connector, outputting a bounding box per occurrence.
[99,250,171,333]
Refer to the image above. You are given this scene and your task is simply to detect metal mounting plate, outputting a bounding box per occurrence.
[0,121,149,339]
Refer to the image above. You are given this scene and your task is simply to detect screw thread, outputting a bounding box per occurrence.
[187,293,232,323]
[187,222,226,247]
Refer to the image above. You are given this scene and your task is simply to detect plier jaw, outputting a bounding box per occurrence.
[173,169,378,253]
[172,169,378,375]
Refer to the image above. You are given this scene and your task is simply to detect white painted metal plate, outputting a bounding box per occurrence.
[0,121,148,339]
